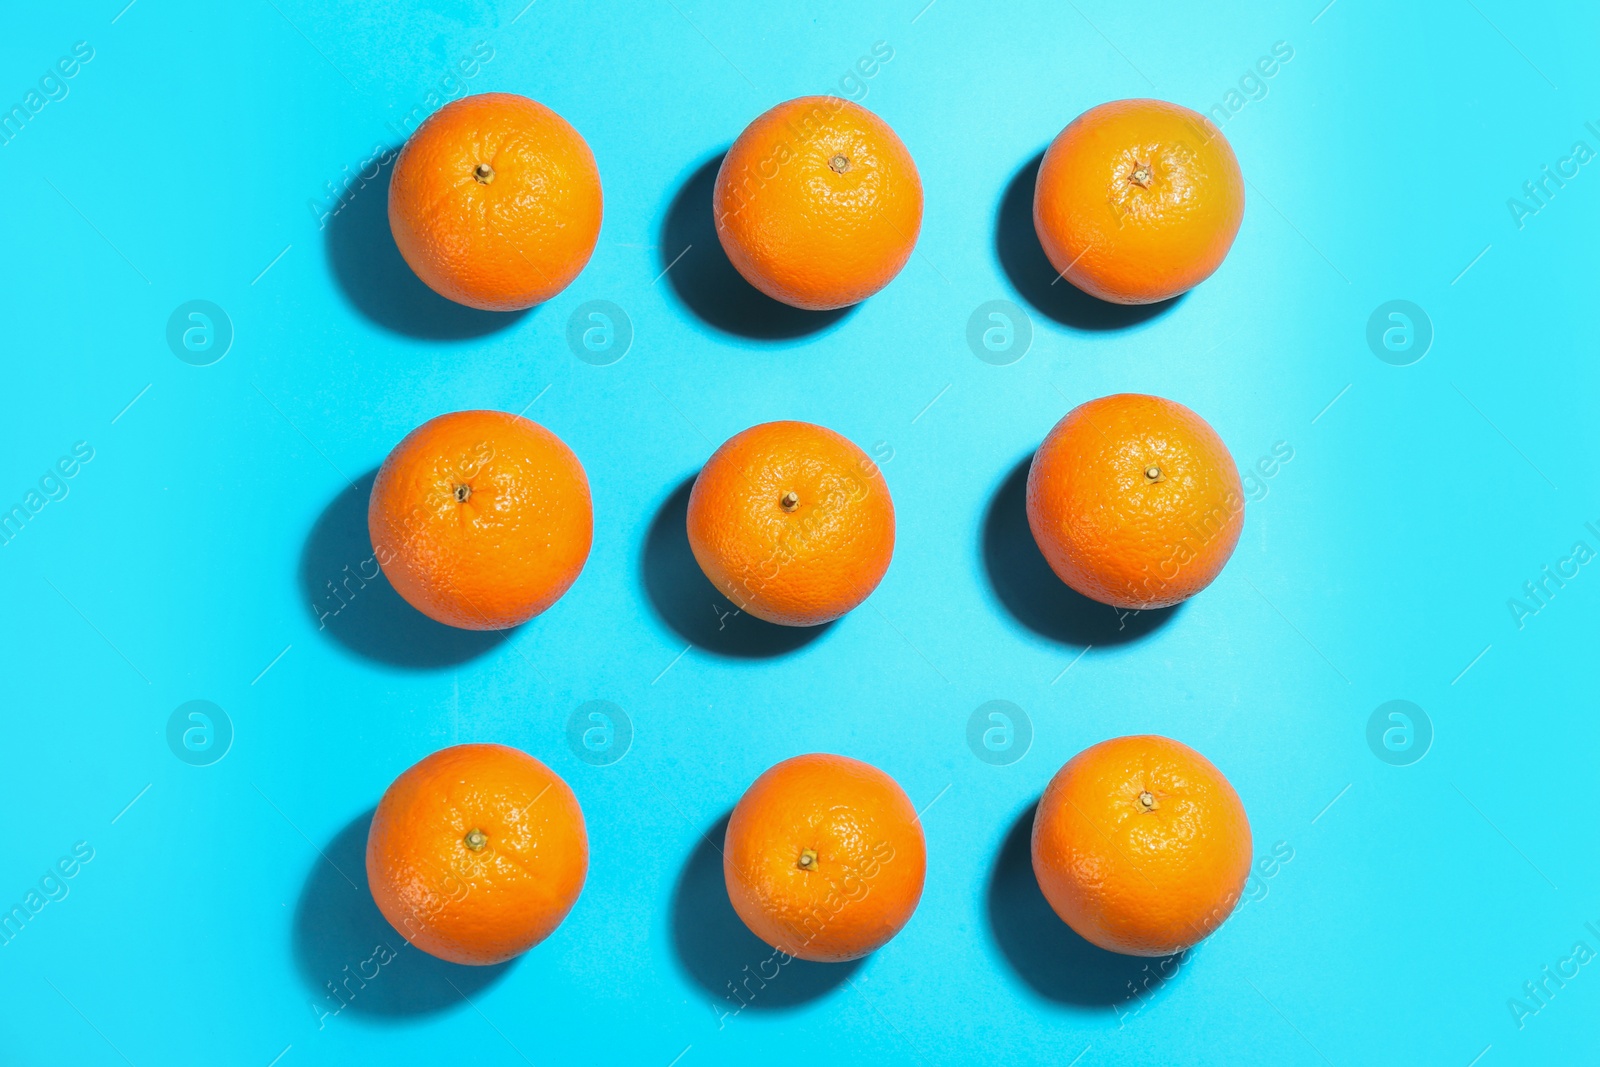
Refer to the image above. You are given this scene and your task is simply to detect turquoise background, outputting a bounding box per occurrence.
[2,0,1596,1063]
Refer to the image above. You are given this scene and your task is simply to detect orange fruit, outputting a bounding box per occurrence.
[686,420,894,627]
[368,410,592,630]
[366,743,588,965]
[388,92,602,311]
[1033,98,1243,305]
[1032,735,1251,957]
[723,753,926,962]
[714,96,923,310]
[1026,393,1242,610]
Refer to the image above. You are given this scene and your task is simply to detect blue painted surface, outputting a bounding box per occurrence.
[2,1,1596,1063]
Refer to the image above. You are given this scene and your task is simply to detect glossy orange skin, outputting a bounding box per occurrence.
[389,93,603,311]
[366,744,588,965]
[1034,99,1243,305]
[1032,735,1251,957]
[368,410,592,630]
[724,754,926,962]
[686,421,894,627]
[1026,393,1243,610]
[714,96,923,310]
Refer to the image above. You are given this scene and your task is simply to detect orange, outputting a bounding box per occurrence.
[1033,98,1243,305]
[1026,393,1243,610]
[368,410,592,630]
[388,92,602,311]
[366,743,588,965]
[1032,735,1251,957]
[723,754,926,962]
[686,420,894,627]
[714,96,923,310]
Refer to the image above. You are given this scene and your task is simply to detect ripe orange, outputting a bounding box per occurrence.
[388,92,602,311]
[1032,735,1251,956]
[366,743,588,965]
[1026,393,1243,610]
[1033,99,1243,305]
[724,754,926,962]
[686,421,894,627]
[368,410,592,630]
[714,96,923,310]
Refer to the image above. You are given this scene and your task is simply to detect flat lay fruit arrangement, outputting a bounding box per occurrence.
[345,90,1258,969]
[15,5,1599,1064]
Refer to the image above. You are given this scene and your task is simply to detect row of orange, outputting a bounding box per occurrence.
[389,92,1243,314]
[370,393,1242,635]
[369,736,1250,966]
